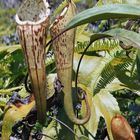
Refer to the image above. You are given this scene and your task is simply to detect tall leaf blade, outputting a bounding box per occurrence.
[93,91,120,140]
[65,4,140,30]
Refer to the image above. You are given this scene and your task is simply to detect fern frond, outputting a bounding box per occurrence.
[93,53,132,94]
[93,63,115,94]
[116,63,140,91]
[75,38,119,53]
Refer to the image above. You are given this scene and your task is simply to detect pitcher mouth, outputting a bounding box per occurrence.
[15,0,50,25]
[50,5,68,29]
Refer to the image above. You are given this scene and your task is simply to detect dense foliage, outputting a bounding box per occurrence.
[0,0,140,140]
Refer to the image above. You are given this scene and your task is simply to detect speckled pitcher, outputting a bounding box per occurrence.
[15,0,50,124]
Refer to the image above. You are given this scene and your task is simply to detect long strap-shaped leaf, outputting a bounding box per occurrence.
[50,0,90,124]
[65,4,140,30]
[15,0,50,124]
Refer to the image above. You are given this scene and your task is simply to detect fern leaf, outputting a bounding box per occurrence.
[92,52,132,94]
[94,63,115,94]
[116,64,140,90]
[75,38,119,53]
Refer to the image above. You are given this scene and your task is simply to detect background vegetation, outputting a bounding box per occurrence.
[0,0,140,140]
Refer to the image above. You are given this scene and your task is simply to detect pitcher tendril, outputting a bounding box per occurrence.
[50,0,90,124]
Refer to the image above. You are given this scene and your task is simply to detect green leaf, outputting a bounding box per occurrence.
[122,0,140,5]
[96,0,140,5]
[66,4,140,30]
[0,45,21,53]
[135,97,140,105]
[75,39,119,53]
[97,0,120,5]
[75,24,90,42]
[0,97,9,107]
[2,101,35,140]
[93,91,120,140]
[0,86,23,95]
[105,79,129,92]
[94,53,132,94]
[90,28,140,49]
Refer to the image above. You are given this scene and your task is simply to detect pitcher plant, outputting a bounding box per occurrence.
[15,0,50,124]
[50,0,90,124]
